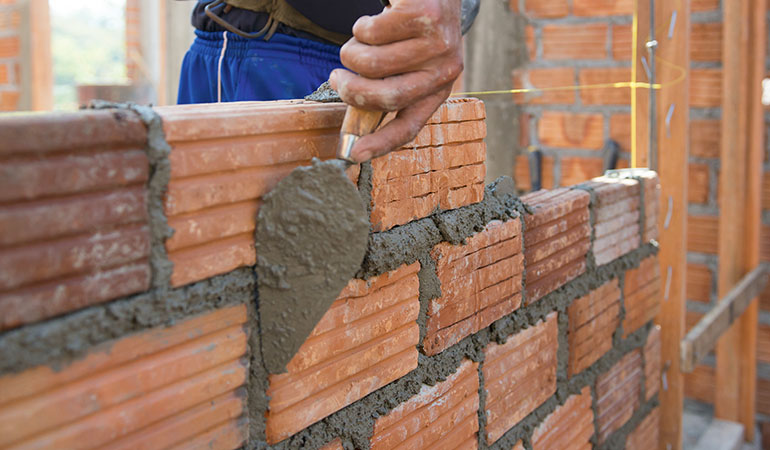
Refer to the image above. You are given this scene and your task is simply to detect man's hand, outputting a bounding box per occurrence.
[329,0,463,163]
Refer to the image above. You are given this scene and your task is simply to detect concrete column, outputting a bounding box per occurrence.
[463,0,526,183]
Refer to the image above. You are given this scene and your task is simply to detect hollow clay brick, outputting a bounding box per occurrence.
[0,305,249,450]
[542,24,609,61]
[483,313,558,445]
[424,220,524,355]
[572,0,633,16]
[370,359,479,450]
[623,257,661,336]
[690,68,722,108]
[568,280,621,376]
[523,0,569,18]
[531,386,594,450]
[644,326,662,401]
[513,68,577,105]
[579,68,632,105]
[595,350,643,444]
[266,264,421,444]
[625,407,660,450]
[526,259,587,305]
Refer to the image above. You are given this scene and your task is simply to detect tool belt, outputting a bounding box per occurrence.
[205,0,351,45]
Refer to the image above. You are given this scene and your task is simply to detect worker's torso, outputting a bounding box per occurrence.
[194,0,384,45]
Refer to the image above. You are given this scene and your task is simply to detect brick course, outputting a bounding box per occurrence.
[531,386,594,450]
[568,280,621,376]
[595,350,643,444]
[584,176,641,265]
[625,407,660,450]
[623,257,661,337]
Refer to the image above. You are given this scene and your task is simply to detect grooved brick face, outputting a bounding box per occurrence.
[688,215,719,254]
[584,176,641,265]
[531,386,594,450]
[687,263,713,303]
[541,24,608,60]
[370,359,480,450]
[623,257,661,337]
[424,219,524,356]
[514,154,556,192]
[0,305,249,450]
[638,172,660,242]
[644,326,662,401]
[522,189,591,304]
[265,263,421,444]
[572,0,633,16]
[0,110,151,331]
[689,163,710,204]
[370,99,487,232]
[568,280,621,376]
[595,350,643,444]
[538,112,604,150]
[609,114,631,151]
[523,0,569,18]
[483,312,559,445]
[690,69,722,108]
[690,119,721,159]
[626,408,660,450]
[691,23,722,62]
[612,24,632,61]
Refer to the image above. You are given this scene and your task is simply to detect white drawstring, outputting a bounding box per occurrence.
[217,31,228,103]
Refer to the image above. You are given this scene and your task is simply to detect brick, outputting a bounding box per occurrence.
[690,119,721,159]
[637,171,660,242]
[625,408,660,450]
[758,323,770,364]
[595,350,643,444]
[573,0,633,16]
[266,264,421,444]
[0,9,20,29]
[691,23,722,62]
[568,280,621,376]
[762,173,770,211]
[0,36,19,59]
[523,0,569,18]
[623,257,661,337]
[513,68,576,105]
[612,24,632,61]
[689,163,710,204]
[687,263,712,303]
[522,188,591,230]
[542,24,608,60]
[609,114,631,151]
[579,68,632,105]
[0,306,249,449]
[643,326,661,400]
[483,313,558,445]
[0,90,18,111]
[531,386,594,450]
[538,112,604,149]
[168,234,256,288]
[692,0,719,11]
[690,69,722,108]
[425,220,524,355]
[684,365,714,404]
[370,359,479,449]
[525,26,536,60]
[560,157,606,187]
[587,176,641,265]
[514,154,556,191]
[0,63,8,84]
[688,215,719,254]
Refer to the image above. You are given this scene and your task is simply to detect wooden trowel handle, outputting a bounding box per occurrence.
[337,106,386,162]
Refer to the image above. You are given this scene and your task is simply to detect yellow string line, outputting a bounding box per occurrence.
[631,0,639,168]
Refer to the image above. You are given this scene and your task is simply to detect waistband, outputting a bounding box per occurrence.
[191,29,342,60]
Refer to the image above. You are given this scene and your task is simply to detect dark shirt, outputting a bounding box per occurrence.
[192,0,384,45]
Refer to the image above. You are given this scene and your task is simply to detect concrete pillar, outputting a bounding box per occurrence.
[463,0,526,183]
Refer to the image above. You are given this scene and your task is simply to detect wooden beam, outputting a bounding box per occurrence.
[651,1,690,449]
[28,0,52,111]
[715,0,764,441]
[681,265,769,373]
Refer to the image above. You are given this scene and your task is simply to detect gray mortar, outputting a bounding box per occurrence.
[357,218,442,279]
[0,268,255,375]
[597,396,660,450]
[573,182,600,271]
[256,158,370,374]
[305,81,342,103]
[416,254,442,345]
[357,162,374,220]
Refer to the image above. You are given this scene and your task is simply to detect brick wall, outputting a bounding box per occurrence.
[0,0,20,111]
[0,98,662,449]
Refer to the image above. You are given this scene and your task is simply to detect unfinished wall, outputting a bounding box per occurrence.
[0,98,662,449]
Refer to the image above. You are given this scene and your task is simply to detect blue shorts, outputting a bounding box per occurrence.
[177,30,344,104]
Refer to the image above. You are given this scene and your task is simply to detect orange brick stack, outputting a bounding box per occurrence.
[0,306,250,449]
[370,359,480,450]
[567,280,621,376]
[530,386,594,450]
[424,219,524,355]
[582,176,641,265]
[521,188,591,303]
[265,263,421,444]
[0,111,152,330]
[483,313,558,445]
[623,257,661,337]
[370,98,487,232]
[595,350,643,444]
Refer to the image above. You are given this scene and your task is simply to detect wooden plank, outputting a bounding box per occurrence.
[714,0,764,441]
[28,0,52,111]
[649,1,690,449]
[632,0,651,169]
[681,265,770,373]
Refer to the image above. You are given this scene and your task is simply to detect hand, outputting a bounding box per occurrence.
[329,0,463,163]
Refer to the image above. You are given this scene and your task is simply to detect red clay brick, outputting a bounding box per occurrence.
[691,23,722,62]
[579,68,632,105]
[266,264,421,444]
[525,26,536,60]
[687,263,712,303]
[538,112,604,149]
[637,172,660,242]
[572,0,633,16]
[609,114,631,151]
[595,350,643,444]
[692,0,719,11]
[690,119,721,159]
[542,24,608,60]
[522,188,591,230]
[168,233,256,288]
[612,24,632,61]
[684,364,715,404]
[560,157,606,186]
[690,69,722,108]
[689,163,710,204]
[370,359,479,449]
[569,280,621,376]
[523,0,569,18]
[514,154,556,191]
[626,408,660,449]
[644,326,662,400]
[483,313,559,444]
[0,36,20,59]
[0,306,249,450]
[688,215,719,254]
[531,386,594,450]
[623,257,661,337]
[587,176,641,265]
[513,68,576,105]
